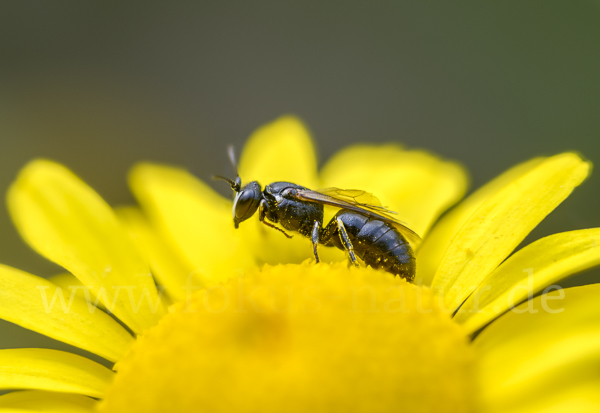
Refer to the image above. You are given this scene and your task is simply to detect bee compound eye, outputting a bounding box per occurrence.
[234,190,257,220]
[232,181,262,226]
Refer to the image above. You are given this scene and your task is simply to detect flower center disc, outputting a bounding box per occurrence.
[99,263,476,413]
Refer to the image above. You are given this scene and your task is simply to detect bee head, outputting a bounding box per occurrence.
[232,180,262,228]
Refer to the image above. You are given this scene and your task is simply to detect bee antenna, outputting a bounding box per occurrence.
[227,145,239,177]
[212,175,241,192]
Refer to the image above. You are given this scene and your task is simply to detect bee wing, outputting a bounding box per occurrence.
[295,188,422,245]
[317,188,394,213]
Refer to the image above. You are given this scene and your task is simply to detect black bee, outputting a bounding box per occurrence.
[214,147,420,280]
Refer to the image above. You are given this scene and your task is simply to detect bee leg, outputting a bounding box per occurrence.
[319,215,357,265]
[336,217,359,267]
[261,220,293,239]
[312,221,321,263]
[259,199,293,238]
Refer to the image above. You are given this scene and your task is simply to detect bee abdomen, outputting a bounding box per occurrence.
[353,217,416,281]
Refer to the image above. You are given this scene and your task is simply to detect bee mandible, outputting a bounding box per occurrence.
[214,147,420,280]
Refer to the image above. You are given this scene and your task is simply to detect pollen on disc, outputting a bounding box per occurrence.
[99,262,476,413]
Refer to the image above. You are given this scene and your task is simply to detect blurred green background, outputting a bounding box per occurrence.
[0,2,599,358]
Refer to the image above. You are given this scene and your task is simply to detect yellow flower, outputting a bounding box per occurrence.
[0,115,599,412]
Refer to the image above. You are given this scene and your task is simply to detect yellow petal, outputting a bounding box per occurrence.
[455,229,600,334]
[116,207,199,302]
[416,157,545,285]
[129,163,256,284]
[48,273,88,303]
[320,144,468,240]
[7,160,164,334]
[0,390,97,413]
[0,264,133,362]
[502,381,600,413]
[431,153,590,310]
[474,284,600,412]
[0,349,113,398]
[238,115,319,189]
[48,273,107,312]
